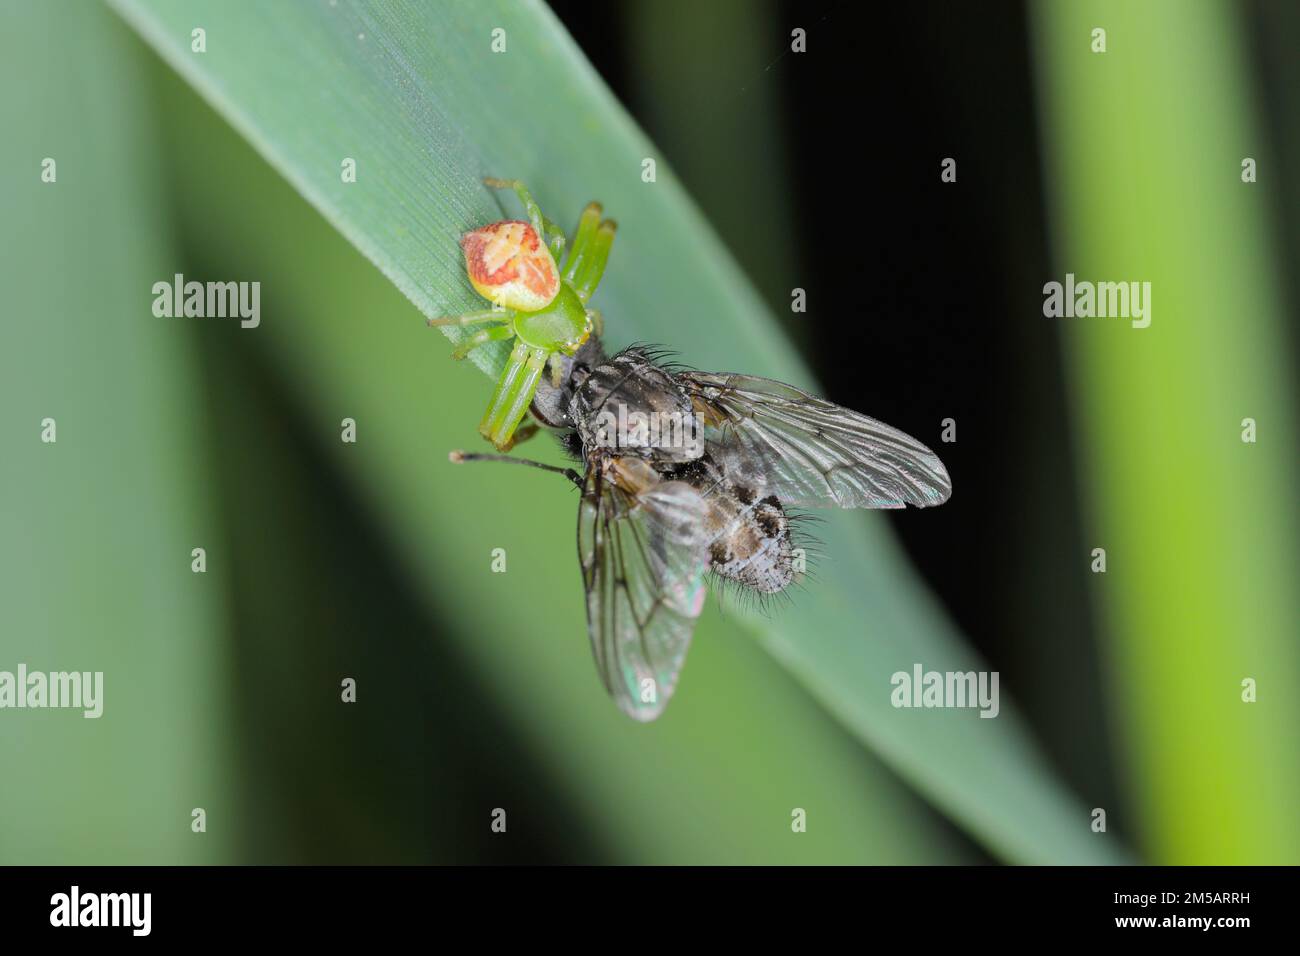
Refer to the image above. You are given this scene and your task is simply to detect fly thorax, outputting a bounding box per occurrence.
[573,354,700,463]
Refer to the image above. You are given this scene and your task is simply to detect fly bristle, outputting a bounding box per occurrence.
[786,509,827,551]
[617,342,693,374]
[556,430,585,461]
[783,573,816,601]
[707,571,795,620]
[785,508,826,584]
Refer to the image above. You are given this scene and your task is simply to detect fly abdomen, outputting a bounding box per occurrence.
[705,491,795,595]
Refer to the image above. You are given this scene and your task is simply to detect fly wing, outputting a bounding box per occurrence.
[679,371,951,509]
[577,466,711,721]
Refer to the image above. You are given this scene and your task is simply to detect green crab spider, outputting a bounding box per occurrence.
[428,177,615,451]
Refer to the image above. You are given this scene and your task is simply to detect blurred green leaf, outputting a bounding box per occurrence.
[0,0,237,863]
[1032,0,1300,863]
[108,0,1121,862]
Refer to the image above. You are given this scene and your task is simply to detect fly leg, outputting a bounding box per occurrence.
[450,449,583,488]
